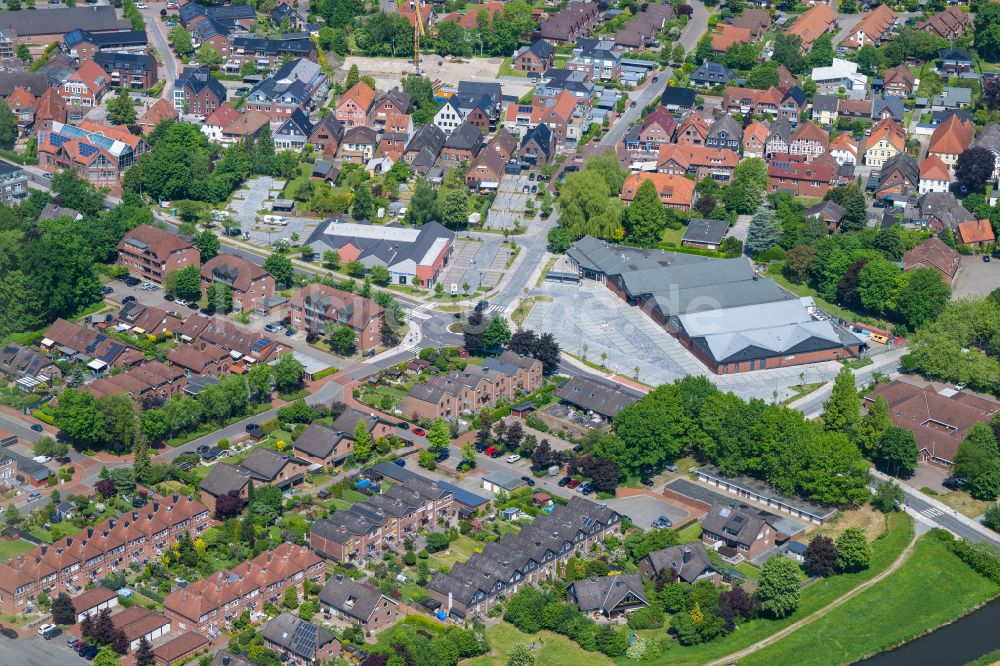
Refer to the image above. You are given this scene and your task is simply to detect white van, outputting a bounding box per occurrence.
[263,215,287,226]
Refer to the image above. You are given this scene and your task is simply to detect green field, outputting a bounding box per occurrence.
[623,513,914,666]
[0,538,34,559]
[741,534,1000,666]
[466,622,615,666]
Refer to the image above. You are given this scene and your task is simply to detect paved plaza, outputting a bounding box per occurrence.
[525,282,847,401]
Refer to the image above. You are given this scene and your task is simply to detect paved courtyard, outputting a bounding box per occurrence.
[437,238,482,292]
[339,56,535,98]
[487,174,538,231]
[952,255,1000,299]
[525,282,847,401]
[227,177,319,248]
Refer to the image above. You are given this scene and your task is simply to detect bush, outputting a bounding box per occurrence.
[626,605,664,630]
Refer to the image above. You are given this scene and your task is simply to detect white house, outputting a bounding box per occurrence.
[919,155,951,194]
[433,99,465,136]
[810,59,868,99]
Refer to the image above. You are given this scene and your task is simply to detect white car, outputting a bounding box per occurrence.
[136,1,147,7]
[174,299,188,307]
[506,454,521,464]
[36,624,56,636]
[32,455,51,464]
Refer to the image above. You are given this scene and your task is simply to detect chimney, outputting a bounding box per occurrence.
[683,547,691,564]
[40,545,48,555]
[87,528,94,538]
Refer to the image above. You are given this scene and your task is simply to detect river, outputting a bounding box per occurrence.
[857,599,1000,665]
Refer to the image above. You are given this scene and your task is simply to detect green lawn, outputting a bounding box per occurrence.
[660,224,685,246]
[741,534,1000,666]
[0,538,34,559]
[766,266,887,327]
[497,59,528,78]
[628,513,914,666]
[466,622,615,666]
[675,521,702,543]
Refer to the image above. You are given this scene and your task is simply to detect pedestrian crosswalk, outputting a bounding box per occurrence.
[482,304,507,316]
[408,306,433,320]
[920,507,945,519]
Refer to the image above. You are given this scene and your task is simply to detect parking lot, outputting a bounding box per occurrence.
[486,174,541,231]
[437,238,482,291]
[3,633,82,666]
[953,254,1000,299]
[226,177,320,249]
[526,282,846,401]
[607,493,691,530]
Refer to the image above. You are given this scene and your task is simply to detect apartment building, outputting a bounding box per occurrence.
[38,121,146,185]
[200,255,276,313]
[287,283,384,353]
[117,224,199,285]
[427,497,622,618]
[310,476,456,564]
[0,495,212,615]
[164,543,324,637]
[401,351,542,420]
[173,67,227,118]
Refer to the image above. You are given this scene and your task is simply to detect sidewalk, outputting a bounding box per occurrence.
[873,469,998,541]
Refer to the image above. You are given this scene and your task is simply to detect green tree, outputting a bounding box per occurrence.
[747,62,779,89]
[169,24,194,58]
[772,33,806,74]
[856,395,891,454]
[107,91,137,125]
[195,229,219,261]
[94,648,121,666]
[322,250,341,269]
[807,33,834,68]
[622,178,666,247]
[872,480,904,513]
[876,426,918,477]
[15,43,32,65]
[724,158,769,214]
[836,527,873,571]
[955,422,999,481]
[824,367,860,439]
[369,264,390,286]
[345,63,361,89]
[408,177,439,225]
[353,420,373,462]
[757,556,800,618]
[857,258,901,314]
[895,268,950,330]
[196,42,222,70]
[0,101,16,150]
[247,362,272,401]
[263,253,294,285]
[854,44,885,75]
[440,188,470,229]
[352,183,376,221]
[53,388,105,447]
[484,316,511,350]
[271,353,305,393]
[506,643,535,666]
[611,383,688,477]
[745,205,781,256]
[164,265,202,300]
[976,3,1000,62]
[133,436,150,484]
[461,442,477,470]
[329,325,357,355]
[426,417,451,452]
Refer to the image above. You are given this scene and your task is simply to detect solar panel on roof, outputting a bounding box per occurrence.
[251,339,272,353]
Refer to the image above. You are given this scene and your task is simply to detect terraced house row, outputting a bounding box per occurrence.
[0,495,212,615]
[427,497,622,618]
[164,543,323,637]
[310,476,457,564]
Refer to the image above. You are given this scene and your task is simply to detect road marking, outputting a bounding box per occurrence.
[409,306,432,320]
[921,507,944,518]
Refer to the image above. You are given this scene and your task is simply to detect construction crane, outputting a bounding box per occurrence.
[412,0,424,75]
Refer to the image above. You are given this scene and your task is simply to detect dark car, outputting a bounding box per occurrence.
[101,286,113,295]
[122,295,136,304]
[521,476,536,487]
[985,255,992,263]
[245,423,260,433]
[131,496,147,508]
[82,645,99,660]
[0,627,17,639]
[580,483,595,495]
[187,301,199,310]
[196,445,210,456]
[630,100,637,107]
[652,76,658,82]
[30,424,43,433]
[395,459,406,467]
[42,627,61,640]
[558,476,571,487]
[943,476,967,490]
[397,422,410,430]
[435,450,450,462]
[284,328,295,336]
[640,477,654,487]
[164,293,175,301]
[658,515,673,527]
[474,300,489,313]
[489,449,503,458]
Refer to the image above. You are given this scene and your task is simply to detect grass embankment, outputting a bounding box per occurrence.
[466,623,615,666]
[0,538,34,559]
[624,513,914,666]
[740,533,1000,666]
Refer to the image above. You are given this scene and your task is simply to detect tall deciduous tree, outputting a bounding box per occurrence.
[263,253,294,285]
[955,147,995,193]
[836,527,873,572]
[876,426,918,477]
[107,91,137,126]
[54,388,105,447]
[757,556,800,618]
[352,420,372,462]
[195,230,219,261]
[804,535,838,577]
[824,367,860,439]
[623,178,666,247]
[426,418,451,452]
[895,267,950,330]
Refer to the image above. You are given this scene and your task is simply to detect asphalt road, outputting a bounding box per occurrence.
[141,1,179,98]
[600,0,710,148]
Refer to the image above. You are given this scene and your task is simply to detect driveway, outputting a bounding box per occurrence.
[605,493,691,529]
[952,255,1000,299]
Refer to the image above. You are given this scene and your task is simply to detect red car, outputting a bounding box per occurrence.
[567,479,582,489]
[412,427,426,436]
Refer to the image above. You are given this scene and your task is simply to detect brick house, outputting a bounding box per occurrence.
[512,40,555,75]
[93,52,157,90]
[336,81,375,128]
[789,120,829,162]
[465,147,505,189]
[138,98,178,135]
[319,578,399,634]
[882,65,915,97]
[290,423,352,467]
[163,544,324,636]
[402,355,541,421]
[311,476,456,564]
[0,495,212,615]
[288,283,384,352]
[308,114,345,158]
[368,87,412,125]
[117,224,199,285]
[173,67,227,118]
[441,120,483,164]
[621,172,696,210]
[263,613,340,665]
[85,360,186,402]
[198,463,250,515]
[166,343,231,377]
[768,153,839,198]
[742,121,769,159]
[200,255,276,313]
[701,502,781,561]
[59,60,111,107]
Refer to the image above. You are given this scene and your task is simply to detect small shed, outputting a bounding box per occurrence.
[272,199,295,213]
[500,507,520,521]
[531,492,552,507]
[784,541,808,563]
[482,470,528,494]
[510,401,536,418]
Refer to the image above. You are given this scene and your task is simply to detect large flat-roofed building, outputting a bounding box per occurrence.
[305,219,454,288]
[566,236,865,373]
[0,6,131,43]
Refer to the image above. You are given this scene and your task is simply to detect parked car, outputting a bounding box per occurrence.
[484,446,499,457]
[528,173,535,181]
[641,477,654,487]
[943,476,967,490]
[131,496,147,508]
[284,328,295,336]
[41,627,61,640]
[0,627,17,639]
[37,624,56,637]
[30,424,43,433]
[32,455,51,464]
[264,322,282,333]
[174,299,188,307]
[245,423,259,433]
[520,476,536,487]
[664,462,678,473]
[164,293,174,301]
[506,454,521,464]
[412,427,426,436]
[567,479,581,489]
[474,300,489,312]
[101,286,113,295]
[488,448,503,458]
[122,295,136,304]
[394,459,406,467]
[658,515,673,527]
[558,476,571,487]
[27,492,42,501]
[985,255,992,263]
[397,422,410,430]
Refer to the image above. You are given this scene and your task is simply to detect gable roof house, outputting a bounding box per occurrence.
[691,61,736,88]
[0,6,130,44]
[262,612,340,664]
[863,117,906,168]
[59,60,110,108]
[41,317,143,370]
[319,577,399,634]
[956,219,996,248]
[309,114,345,159]
[882,65,916,97]
[274,108,314,150]
[513,40,556,75]
[200,103,242,144]
[200,254,276,312]
[681,218,729,251]
[711,24,752,53]
[902,236,961,285]
[441,120,483,164]
[138,97,178,135]
[638,542,716,584]
[918,8,972,41]
[874,152,919,197]
[540,2,600,44]
[336,81,376,128]
[705,115,741,152]
[701,502,784,560]
[731,8,771,38]
[466,146,506,189]
[339,125,379,164]
[807,200,846,230]
[841,4,897,49]
[789,120,829,162]
[767,153,840,198]
[369,87,413,124]
[117,223,199,285]
[288,283,385,353]
[811,94,840,127]
[742,120,769,159]
[918,154,951,195]
[227,34,316,69]
[519,122,556,165]
[918,191,977,231]
[174,66,227,117]
[290,423,352,467]
[785,4,837,52]
[567,573,648,619]
[244,65,316,123]
[927,112,975,172]
[621,172,695,210]
[403,123,446,168]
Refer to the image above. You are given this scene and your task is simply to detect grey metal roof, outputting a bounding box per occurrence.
[483,470,527,490]
[681,218,729,245]
[198,463,250,498]
[0,6,129,36]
